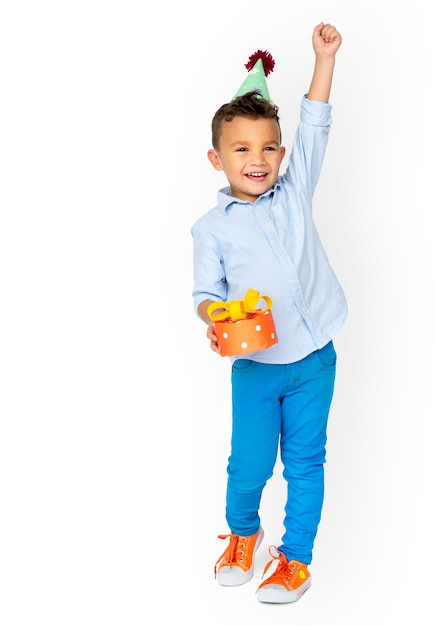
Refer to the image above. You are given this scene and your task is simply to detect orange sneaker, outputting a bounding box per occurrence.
[214,526,264,586]
[256,546,311,603]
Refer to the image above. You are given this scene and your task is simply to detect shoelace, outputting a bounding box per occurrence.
[260,546,295,584]
[214,533,248,576]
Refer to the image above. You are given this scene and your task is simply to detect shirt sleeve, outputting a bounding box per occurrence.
[191,220,228,315]
[283,96,332,197]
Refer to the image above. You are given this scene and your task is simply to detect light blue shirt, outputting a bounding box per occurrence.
[191,96,347,364]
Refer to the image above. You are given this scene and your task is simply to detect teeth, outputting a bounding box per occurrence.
[250,173,265,177]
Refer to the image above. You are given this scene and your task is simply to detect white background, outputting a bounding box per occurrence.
[1,1,433,624]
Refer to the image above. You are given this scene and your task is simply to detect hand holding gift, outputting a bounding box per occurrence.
[207,289,278,357]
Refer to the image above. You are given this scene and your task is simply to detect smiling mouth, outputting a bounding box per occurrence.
[246,172,267,180]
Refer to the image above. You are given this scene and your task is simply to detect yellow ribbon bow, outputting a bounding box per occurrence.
[207,289,272,322]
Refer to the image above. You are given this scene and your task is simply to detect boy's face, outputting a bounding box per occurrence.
[208,116,286,203]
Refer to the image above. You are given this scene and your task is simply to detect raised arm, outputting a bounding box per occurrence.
[306,22,342,103]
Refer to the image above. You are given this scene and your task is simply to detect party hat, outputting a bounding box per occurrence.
[233,50,275,101]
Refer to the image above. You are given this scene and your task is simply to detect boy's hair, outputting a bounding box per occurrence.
[211,91,281,149]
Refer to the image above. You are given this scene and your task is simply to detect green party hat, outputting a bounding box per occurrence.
[233,50,275,101]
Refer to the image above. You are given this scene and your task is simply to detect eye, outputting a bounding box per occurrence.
[265,146,276,151]
[236,147,247,152]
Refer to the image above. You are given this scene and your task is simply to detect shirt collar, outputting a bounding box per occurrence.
[216,179,281,214]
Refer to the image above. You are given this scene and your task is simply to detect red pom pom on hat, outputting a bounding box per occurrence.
[245,50,275,77]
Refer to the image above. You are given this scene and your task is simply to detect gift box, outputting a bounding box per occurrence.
[207,289,278,357]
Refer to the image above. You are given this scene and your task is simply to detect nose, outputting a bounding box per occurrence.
[250,149,266,165]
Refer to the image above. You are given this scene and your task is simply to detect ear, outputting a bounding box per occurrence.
[280,146,286,164]
[207,149,223,171]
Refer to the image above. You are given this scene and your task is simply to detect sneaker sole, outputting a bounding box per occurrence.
[257,579,311,603]
[217,526,264,587]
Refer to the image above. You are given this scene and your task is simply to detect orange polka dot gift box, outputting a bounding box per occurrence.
[207,289,278,357]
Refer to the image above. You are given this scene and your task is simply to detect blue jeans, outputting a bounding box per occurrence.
[227,341,337,564]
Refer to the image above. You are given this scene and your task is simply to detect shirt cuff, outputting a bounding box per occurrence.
[301,95,332,126]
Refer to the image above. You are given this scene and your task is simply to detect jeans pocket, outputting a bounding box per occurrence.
[315,341,337,368]
[232,358,255,373]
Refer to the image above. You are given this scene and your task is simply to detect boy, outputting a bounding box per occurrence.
[191,23,347,603]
